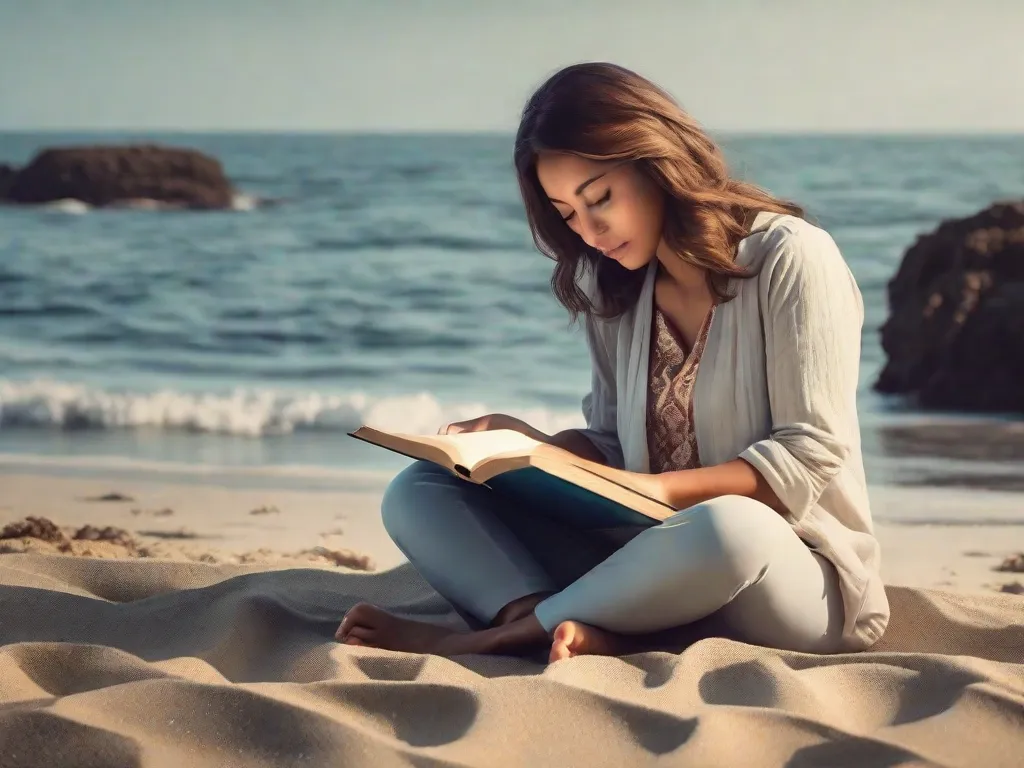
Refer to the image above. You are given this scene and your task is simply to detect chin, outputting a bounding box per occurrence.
[615,253,654,272]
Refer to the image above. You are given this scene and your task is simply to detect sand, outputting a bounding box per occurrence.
[1,470,1022,766]
[0,472,403,571]
[2,471,1021,593]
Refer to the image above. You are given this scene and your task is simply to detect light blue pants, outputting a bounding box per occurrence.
[381,461,846,654]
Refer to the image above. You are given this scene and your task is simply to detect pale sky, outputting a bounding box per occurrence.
[1,0,1022,133]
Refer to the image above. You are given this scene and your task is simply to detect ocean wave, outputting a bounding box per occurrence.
[0,379,584,438]
[0,451,398,488]
[40,198,91,214]
[230,193,261,211]
[311,233,518,253]
[24,192,268,213]
[0,302,103,319]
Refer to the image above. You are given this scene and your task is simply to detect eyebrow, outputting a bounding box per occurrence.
[547,172,608,205]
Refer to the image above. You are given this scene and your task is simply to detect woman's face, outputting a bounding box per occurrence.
[535,152,665,271]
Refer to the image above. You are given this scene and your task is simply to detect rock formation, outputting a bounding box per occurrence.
[0,163,16,199]
[0,144,235,209]
[875,201,1024,413]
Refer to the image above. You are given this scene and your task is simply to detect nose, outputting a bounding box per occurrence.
[577,211,608,250]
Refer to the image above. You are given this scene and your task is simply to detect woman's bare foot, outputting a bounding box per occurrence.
[548,620,638,662]
[335,602,464,654]
[336,602,553,657]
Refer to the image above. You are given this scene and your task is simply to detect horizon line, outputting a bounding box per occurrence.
[2,127,1024,138]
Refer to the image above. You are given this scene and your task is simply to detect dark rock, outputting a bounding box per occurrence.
[84,492,135,502]
[874,201,1024,413]
[304,546,375,571]
[0,163,16,199]
[73,524,137,548]
[995,552,1024,573]
[2,144,235,209]
[135,528,200,540]
[0,516,71,550]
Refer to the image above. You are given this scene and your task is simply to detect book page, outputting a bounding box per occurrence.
[440,429,543,469]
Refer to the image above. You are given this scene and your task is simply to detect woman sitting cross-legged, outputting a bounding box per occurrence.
[335,62,890,663]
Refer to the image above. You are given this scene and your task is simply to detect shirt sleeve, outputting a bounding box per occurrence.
[573,270,626,469]
[738,224,862,522]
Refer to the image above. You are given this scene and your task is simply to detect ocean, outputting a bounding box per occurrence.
[2,131,1024,497]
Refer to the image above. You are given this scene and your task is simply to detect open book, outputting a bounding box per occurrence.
[348,426,674,528]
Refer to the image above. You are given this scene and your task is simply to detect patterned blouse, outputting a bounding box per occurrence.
[646,304,716,473]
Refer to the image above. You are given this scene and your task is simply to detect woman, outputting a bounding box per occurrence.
[336,62,890,662]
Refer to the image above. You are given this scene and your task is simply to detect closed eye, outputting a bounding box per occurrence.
[561,189,611,223]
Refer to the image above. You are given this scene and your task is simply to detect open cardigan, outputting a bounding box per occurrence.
[576,211,890,651]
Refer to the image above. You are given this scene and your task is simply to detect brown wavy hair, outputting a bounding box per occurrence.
[514,62,805,321]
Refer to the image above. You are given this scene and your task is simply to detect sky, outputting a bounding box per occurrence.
[1,0,1022,133]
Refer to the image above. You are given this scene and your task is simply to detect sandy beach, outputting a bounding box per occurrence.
[2,468,1022,767]
[0,471,403,572]
[2,470,1022,595]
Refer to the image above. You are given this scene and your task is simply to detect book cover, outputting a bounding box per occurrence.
[483,467,660,530]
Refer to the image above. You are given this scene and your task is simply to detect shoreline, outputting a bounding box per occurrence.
[2,471,1021,598]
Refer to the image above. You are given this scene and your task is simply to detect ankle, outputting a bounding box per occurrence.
[491,590,557,628]
[480,613,551,655]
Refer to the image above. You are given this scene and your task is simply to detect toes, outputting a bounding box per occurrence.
[336,602,383,640]
[548,642,569,663]
[336,615,356,640]
[552,621,577,648]
[347,626,375,643]
[548,621,577,663]
[339,624,376,647]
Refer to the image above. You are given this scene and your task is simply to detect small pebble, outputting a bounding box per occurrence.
[994,553,1024,573]
[84,492,135,503]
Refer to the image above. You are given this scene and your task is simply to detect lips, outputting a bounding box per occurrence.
[603,242,629,259]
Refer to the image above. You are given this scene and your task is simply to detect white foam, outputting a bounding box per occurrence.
[29,194,261,214]
[0,450,396,486]
[0,378,585,438]
[40,198,91,214]
[230,193,260,211]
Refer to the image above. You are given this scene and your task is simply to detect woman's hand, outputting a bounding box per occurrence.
[439,413,548,443]
[620,471,672,507]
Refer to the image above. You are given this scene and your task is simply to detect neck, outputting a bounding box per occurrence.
[654,241,708,295]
